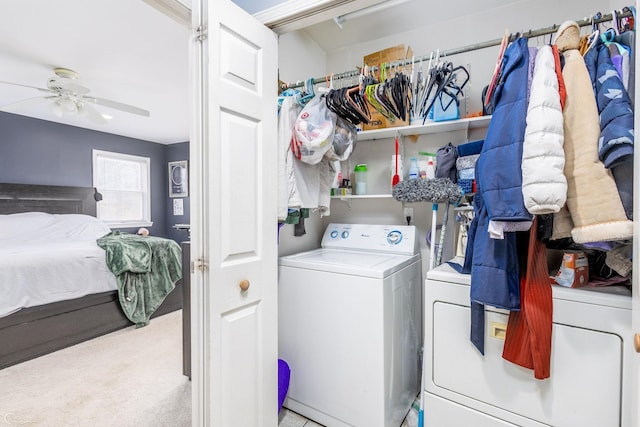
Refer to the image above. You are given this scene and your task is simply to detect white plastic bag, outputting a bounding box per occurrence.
[292,96,337,165]
[324,116,357,161]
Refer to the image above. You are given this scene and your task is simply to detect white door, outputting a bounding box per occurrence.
[190,1,279,425]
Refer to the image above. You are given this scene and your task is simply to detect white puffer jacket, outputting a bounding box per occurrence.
[521,44,567,214]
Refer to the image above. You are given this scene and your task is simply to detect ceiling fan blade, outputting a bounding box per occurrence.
[77,101,109,125]
[0,80,53,93]
[47,77,91,95]
[82,96,150,117]
[1,95,58,111]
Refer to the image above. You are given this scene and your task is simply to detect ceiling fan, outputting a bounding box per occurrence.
[0,67,150,124]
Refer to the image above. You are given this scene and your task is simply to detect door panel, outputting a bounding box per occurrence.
[219,111,259,261]
[192,1,278,426]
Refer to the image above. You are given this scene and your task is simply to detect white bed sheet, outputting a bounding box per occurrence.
[0,213,118,318]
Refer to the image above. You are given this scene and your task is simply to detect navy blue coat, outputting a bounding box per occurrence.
[584,39,634,169]
[463,37,532,353]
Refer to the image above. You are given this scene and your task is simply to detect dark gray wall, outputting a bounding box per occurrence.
[165,142,190,243]
[0,111,189,240]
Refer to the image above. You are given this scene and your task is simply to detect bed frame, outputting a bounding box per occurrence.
[0,183,183,370]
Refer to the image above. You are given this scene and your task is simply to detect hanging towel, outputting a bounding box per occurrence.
[502,217,553,380]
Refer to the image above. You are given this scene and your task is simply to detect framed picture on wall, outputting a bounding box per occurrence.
[168,160,188,198]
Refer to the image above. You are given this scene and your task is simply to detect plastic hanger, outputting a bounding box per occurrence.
[317,74,333,94]
[297,77,316,106]
[612,9,621,35]
[585,14,601,54]
[365,82,395,121]
[346,83,370,122]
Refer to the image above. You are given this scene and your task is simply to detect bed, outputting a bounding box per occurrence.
[0,183,183,369]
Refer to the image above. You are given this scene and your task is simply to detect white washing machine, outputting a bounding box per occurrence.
[424,260,633,427]
[278,223,422,427]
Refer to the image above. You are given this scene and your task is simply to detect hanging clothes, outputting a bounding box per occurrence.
[614,30,635,106]
[553,21,633,244]
[465,37,532,355]
[278,96,336,221]
[502,217,553,380]
[521,44,567,215]
[584,37,634,220]
[278,96,302,222]
[584,38,634,170]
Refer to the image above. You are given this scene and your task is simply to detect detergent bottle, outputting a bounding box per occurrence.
[408,157,420,180]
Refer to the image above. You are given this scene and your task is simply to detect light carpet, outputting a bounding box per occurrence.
[0,310,190,427]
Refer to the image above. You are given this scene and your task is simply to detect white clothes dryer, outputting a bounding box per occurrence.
[424,260,633,427]
[278,223,422,427]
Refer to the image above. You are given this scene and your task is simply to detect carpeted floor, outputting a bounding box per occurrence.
[0,310,190,427]
[0,309,418,427]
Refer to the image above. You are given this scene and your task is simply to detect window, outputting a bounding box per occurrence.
[93,150,152,228]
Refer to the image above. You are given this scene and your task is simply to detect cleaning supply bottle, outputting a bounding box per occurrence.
[354,164,368,195]
[426,159,436,179]
[408,157,420,179]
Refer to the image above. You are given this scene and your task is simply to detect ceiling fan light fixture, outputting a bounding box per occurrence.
[59,96,77,113]
[76,102,87,117]
[50,100,64,118]
[1,67,149,124]
[54,68,79,80]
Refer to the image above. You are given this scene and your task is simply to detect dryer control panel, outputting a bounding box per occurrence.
[321,223,418,255]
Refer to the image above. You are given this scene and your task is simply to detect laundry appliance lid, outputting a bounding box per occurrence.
[427,258,631,310]
[279,248,420,279]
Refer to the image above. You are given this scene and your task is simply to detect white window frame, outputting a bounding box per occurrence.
[92,149,153,228]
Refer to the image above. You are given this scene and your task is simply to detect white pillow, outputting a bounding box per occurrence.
[0,212,56,241]
[0,212,111,242]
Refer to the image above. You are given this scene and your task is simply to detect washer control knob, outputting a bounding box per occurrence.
[341,230,350,239]
[330,230,339,238]
[386,230,403,245]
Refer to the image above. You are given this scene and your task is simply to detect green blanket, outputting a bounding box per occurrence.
[97,231,182,327]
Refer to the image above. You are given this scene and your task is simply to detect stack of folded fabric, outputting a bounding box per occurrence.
[456,139,483,193]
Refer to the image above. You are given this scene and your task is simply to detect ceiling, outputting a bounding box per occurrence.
[301,0,520,52]
[0,0,518,145]
[0,0,190,145]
